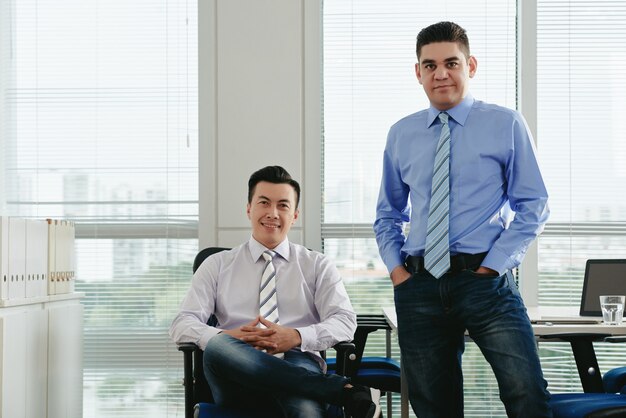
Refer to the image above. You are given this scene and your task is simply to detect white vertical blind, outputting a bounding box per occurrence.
[323,1,516,416]
[0,1,198,417]
[536,0,626,393]
[537,0,626,303]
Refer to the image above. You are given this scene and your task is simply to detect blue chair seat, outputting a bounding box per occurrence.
[351,368,402,393]
[327,361,402,393]
[327,356,400,372]
[549,393,626,418]
[195,403,274,418]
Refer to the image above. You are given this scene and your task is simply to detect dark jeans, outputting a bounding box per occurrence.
[394,269,552,418]
[203,333,348,418]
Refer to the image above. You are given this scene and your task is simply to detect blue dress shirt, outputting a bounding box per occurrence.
[374,94,549,275]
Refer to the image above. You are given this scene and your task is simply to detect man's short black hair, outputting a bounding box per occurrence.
[248,165,301,209]
[416,21,470,60]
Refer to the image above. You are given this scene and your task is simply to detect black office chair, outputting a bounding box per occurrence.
[548,336,626,418]
[178,247,356,418]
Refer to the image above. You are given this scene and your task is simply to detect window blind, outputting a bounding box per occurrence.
[536,0,626,393]
[0,1,198,417]
[323,1,516,416]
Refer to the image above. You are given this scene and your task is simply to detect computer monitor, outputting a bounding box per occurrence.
[580,259,626,316]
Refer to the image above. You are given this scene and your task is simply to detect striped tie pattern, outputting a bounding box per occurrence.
[259,250,279,324]
[424,112,451,279]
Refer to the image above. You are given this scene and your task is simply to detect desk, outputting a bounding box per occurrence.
[382,306,626,418]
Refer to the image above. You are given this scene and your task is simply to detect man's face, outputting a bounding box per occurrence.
[415,41,477,111]
[247,181,299,249]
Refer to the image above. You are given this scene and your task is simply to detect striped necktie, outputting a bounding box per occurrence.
[424,112,451,279]
[259,250,279,324]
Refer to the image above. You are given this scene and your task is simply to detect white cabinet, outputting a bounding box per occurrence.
[0,294,83,418]
[48,301,83,418]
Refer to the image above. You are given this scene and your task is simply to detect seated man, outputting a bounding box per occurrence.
[169,165,381,418]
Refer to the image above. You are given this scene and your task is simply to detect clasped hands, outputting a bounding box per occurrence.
[222,316,301,355]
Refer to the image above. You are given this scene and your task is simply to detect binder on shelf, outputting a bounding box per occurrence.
[37,220,50,297]
[68,221,76,293]
[0,217,8,300]
[26,219,48,298]
[56,220,69,294]
[25,219,37,298]
[8,218,26,300]
[47,219,57,295]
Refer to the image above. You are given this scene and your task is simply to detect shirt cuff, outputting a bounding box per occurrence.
[295,326,316,352]
[385,255,405,274]
[198,327,222,350]
[480,248,511,276]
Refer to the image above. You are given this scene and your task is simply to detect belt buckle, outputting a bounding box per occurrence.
[405,256,423,274]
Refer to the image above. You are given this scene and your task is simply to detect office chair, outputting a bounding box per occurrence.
[178,247,356,418]
[326,314,401,418]
[548,336,626,418]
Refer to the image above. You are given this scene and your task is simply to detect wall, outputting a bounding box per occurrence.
[198,0,322,251]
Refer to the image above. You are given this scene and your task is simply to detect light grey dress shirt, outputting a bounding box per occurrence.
[169,237,357,359]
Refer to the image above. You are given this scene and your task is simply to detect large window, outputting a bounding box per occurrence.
[0,1,197,416]
[323,1,516,416]
[536,0,626,392]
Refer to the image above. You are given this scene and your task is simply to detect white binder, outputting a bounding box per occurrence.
[26,219,48,298]
[47,219,57,295]
[25,219,37,298]
[8,218,26,300]
[68,222,76,293]
[56,221,69,294]
[37,220,50,297]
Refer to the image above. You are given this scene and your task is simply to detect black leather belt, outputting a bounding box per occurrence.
[404,252,488,275]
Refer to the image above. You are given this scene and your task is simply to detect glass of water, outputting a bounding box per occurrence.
[599,295,625,325]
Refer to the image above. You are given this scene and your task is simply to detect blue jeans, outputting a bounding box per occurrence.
[394,269,552,418]
[203,333,349,418]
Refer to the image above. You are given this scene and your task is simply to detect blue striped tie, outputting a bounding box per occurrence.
[424,112,451,279]
[259,250,284,358]
[259,250,279,324]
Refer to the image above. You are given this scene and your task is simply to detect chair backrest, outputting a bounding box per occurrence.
[193,247,230,273]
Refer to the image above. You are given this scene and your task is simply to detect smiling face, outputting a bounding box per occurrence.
[415,41,477,111]
[247,181,299,249]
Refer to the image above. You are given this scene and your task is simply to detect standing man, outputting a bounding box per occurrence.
[374,21,552,417]
[171,165,381,418]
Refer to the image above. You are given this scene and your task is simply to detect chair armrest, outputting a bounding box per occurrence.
[603,366,626,393]
[178,342,200,353]
[603,338,626,393]
[332,341,356,376]
[177,343,200,418]
[348,315,396,377]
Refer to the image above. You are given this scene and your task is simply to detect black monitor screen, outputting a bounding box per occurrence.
[580,259,626,316]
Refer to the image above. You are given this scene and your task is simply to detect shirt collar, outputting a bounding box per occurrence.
[426,93,474,128]
[248,236,291,262]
